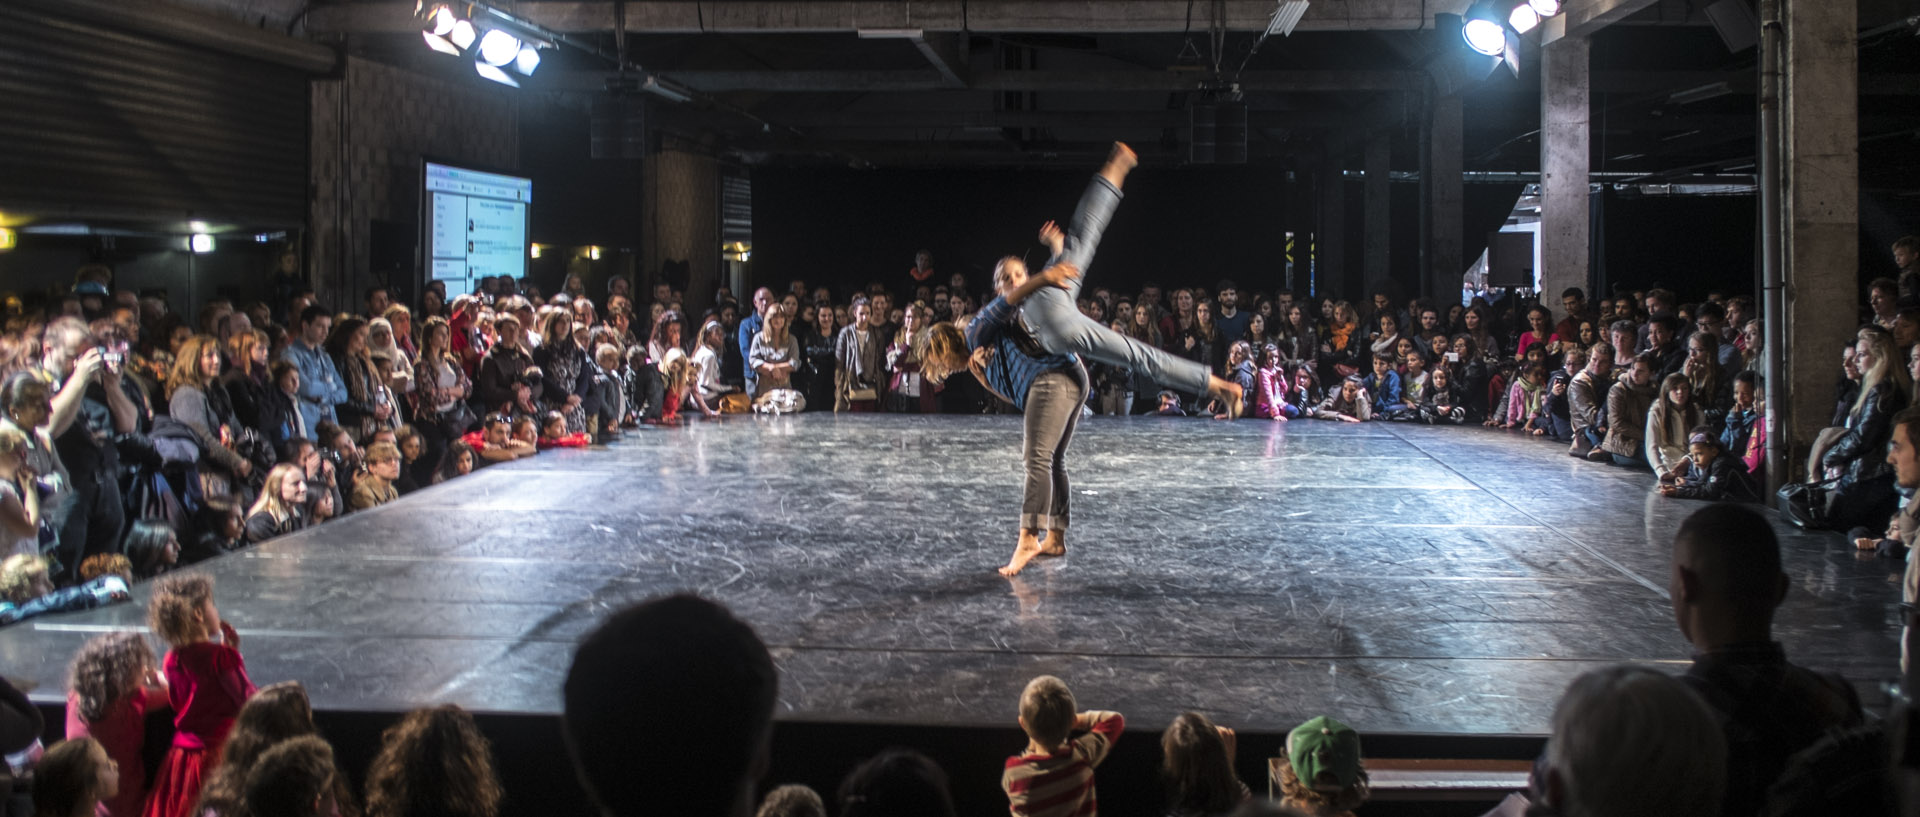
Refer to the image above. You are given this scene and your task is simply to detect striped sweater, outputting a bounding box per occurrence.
[1002,711,1125,817]
[966,295,1079,411]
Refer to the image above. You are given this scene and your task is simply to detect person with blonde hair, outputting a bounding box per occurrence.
[244,463,307,543]
[0,425,44,560]
[1816,325,1913,532]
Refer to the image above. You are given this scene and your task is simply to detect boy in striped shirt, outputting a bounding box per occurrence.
[1002,675,1124,817]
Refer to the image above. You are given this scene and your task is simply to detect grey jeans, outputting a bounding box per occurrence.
[1022,175,1213,395]
[1021,364,1088,532]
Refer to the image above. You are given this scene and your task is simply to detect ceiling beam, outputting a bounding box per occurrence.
[1543,0,1666,43]
[306,0,1472,35]
[640,69,1420,93]
[657,108,1388,131]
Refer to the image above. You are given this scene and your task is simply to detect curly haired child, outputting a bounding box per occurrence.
[143,574,257,817]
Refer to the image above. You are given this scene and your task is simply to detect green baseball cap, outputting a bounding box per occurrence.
[1288,716,1362,790]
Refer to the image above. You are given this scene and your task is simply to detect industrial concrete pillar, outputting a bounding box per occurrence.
[1539,37,1591,304]
[1425,92,1464,302]
[642,147,722,314]
[1781,0,1858,458]
[1363,133,1391,297]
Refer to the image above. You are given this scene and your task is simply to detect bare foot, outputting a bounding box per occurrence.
[1000,532,1047,576]
[1040,530,1066,557]
[1099,142,1138,189]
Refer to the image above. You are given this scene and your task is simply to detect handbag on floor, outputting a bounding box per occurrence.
[1777,478,1839,529]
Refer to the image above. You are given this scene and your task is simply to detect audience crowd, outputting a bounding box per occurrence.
[2,239,1918,816]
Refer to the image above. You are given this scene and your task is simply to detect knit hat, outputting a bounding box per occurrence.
[1288,716,1362,791]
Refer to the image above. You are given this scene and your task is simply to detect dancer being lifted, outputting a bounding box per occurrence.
[927,143,1243,576]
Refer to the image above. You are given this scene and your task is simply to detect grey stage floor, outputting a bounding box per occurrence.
[0,414,1900,736]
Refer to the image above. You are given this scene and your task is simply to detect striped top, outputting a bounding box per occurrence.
[1002,711,1125,817]
[966,295,1079,411]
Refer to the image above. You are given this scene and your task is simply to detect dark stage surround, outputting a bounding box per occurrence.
[0,415,1897,736]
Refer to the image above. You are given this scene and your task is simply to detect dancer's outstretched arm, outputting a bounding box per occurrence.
[1001,262,1080,307]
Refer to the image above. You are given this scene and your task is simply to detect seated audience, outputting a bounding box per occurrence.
[1600,354,1657,467]
[1004,675,1124,817]
[121,519,179,578]
[1658,428,1760,502]
[240,736,342,817]
[245,464,308,544]
[564,594,777,817]
[1646,373,1702,486]
[1670,503,1862,816]
[31,737,119,817]
[1277,716,1367,817]
[349,442,402,511]
[1161,711,1250,817]
[363,705,503,817]
[1818,326,1910,532]
[836,749,957,817]
[757,784,827,817]
[192,682,321,817]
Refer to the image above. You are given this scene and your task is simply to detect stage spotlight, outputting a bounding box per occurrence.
[1509,3,1540,33]
[0,228,15,251]
[475,61,520,87]
[427,5,455,36]
[190,234,214,253]
[1528,0,1562,16]
[1462,1,1508,56]
[450,19,476,50]
[478,29,520,66]
[422,30,462,55]
[514,44,541,76]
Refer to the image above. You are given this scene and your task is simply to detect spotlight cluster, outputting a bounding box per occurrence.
[1463,0,1563,57]
[419,3,547,87]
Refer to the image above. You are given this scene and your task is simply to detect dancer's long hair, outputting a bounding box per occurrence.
[925,323,967,385]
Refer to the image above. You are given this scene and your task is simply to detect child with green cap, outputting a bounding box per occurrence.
[1277,716,1370,817]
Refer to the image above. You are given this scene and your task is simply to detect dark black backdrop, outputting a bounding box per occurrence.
[751,166,1304,300]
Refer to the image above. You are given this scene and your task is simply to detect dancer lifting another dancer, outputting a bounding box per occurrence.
[927,143,1244,576]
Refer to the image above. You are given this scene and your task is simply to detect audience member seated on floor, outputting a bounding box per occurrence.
[1161,711,1250,817]
[245,464,308,544]
[1721,370,1764,475]
[240,736,341,817]
[435,440,477,485]
[65,631,166,817]
[1858,408,1920,568]
[1567,342,1612,458]
[363,704,503,817]
[78,554,131,586]
[121,519,179,579]
[1276,716,1368,817]
[192,682,321,817]
[564,594,777,817]
[1600,354,1658,467]
[1311,379,1369,423]
[464,414,536,465]
[1361,355,1400,420]
[537,410,591,449]
[1658,429,1760,503]
[755,784,827,817]
[836,748,958,817]
[349,442,402,512]
[1532,348,1582,441]
[1490,665,1724,817]
[31,737,119,817]
[1817,326,1911,533]
[1005,675,1124,817]
[0,553,129,626]
[1669,503,1863,817]
[1647,373,1703,487]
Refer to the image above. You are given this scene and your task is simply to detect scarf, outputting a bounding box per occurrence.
[1328,320,1356,351]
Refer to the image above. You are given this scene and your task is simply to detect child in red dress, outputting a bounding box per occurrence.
[142,574,257,817]
[65,632,170,817]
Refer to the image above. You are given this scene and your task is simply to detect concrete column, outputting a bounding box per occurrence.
[642,147,722,314]
[1318,147,1347,300]
[1425,92,1464,302]
[1363,133,1391,296]
[1782,0,1858,454]
[1540,37,1591,304]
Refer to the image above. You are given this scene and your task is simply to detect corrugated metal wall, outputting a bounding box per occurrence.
[0,4,308,227]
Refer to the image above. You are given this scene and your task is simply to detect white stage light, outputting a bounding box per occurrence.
[190,234,214,253]
[475,62,520,87]
[514,45,541,76]
[1528,0,1562,16]
[422,30,462,55]
[478,29,520,67]
[1509,4,1540,32]
[451,19,476,50]
[428,6,456,36]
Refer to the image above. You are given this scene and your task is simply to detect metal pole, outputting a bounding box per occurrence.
[1759,0,1787,497]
